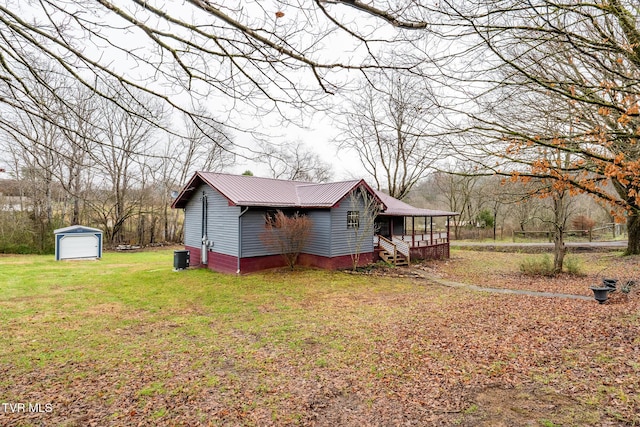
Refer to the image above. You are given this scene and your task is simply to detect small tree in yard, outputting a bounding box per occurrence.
[476,209,494,229]
[347,186,381,271]
[572,215,596,234]
[260,210,313,270]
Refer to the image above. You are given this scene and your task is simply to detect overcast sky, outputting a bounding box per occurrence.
[0,1,431,183]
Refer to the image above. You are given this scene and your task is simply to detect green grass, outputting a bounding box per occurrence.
[0,250,445,424]
[1,250,638,425]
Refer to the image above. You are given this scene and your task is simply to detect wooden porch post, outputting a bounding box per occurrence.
[447,216,450,242]
[430,217,433,245]
[412,216,415,248]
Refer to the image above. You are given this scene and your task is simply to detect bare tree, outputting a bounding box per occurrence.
[260,210,314,270]
[475,176,511,241]
[431,1,640,254]
[181,113,235,175]
[0,1,418,140]
[88,91,163,244]
[56,86,99,226]
[431,168,481,239]
[347,186,381,271]
[337,72,444,199]
[258,141,332,182]
[0,70,69,251]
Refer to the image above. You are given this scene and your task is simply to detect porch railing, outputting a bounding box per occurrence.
[377,235,411,262]
[393,232,449,247]
[377,235,397,260]
[391,237,410,260]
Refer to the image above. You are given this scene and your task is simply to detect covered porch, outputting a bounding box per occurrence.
[373,190,458,266]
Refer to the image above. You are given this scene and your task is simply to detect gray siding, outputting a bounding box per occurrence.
[330,194,374,257]
[239,210,271,257]
[183,186,373,261]
[240,209,332,258]
[305,210,331,256]
[183,184,239,256]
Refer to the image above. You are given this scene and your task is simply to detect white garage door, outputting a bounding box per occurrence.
[59,235,99,259]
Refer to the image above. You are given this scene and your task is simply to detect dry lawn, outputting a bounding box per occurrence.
[0,249,638,426]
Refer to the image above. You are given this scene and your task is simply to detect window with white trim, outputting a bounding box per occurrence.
[347,211,360,229]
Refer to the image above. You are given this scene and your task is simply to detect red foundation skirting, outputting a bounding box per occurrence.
[208,251,239,274]
[239,254,288,273]
[297,252,373,270]
[185,246,374,274]
[185,246,238,274]
[409,243,450,260]
[185,246,375,274]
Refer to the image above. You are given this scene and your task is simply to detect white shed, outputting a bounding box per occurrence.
[54,225,103,261]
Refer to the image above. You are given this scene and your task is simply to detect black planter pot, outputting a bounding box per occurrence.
[603,278,618,292]
[590,287,611,304]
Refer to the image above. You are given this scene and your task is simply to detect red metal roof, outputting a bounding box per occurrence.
[172,172,371,209]
[200,172,301,206]
[295,180,365,206]
[172,172,458,217]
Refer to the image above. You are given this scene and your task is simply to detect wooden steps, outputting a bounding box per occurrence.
[378,249,409,266]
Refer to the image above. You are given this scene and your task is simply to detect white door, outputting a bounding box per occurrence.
[59,235,99,259]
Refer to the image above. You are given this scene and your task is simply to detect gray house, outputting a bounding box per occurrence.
[171,172,456,274]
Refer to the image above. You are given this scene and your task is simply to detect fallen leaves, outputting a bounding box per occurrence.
[1,251,639,425]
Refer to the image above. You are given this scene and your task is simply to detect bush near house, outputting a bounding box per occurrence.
[260,210,313,269]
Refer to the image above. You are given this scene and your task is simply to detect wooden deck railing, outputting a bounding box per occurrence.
[391,237,410,261]
[376,233,451,263]
[393,232,449,247]
[377,235,397,260]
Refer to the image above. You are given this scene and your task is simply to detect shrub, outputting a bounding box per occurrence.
[0,243,38,254]
[519,254,554,276]
[571,215,595,232]
[260,210,313,270]
[564,256,583,275]
[476,209,494,229]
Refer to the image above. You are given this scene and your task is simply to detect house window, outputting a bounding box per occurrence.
[347,211,360,229]
[265,209,278,226]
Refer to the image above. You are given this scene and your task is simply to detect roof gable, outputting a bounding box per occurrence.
[172,172,379,209]
[54,225,103,234]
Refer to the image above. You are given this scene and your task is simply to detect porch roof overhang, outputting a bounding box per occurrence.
[374,190,458,218]
[378,208,458,217]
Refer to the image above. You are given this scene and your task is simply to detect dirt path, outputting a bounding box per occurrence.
[402,267,594,300]
[428,276,593,300]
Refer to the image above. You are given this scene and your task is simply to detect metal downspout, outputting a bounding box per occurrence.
[201,192,208,265]
[237,207,249,274]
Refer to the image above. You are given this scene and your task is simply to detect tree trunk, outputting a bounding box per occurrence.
[72,198,80,225]
[553,229,565,274]
[552,187,569,274]
[163,203,169,241]
[492,208,497,241]
[72,171,81,225]
[626,211,640,255]
[150,216,156,244]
